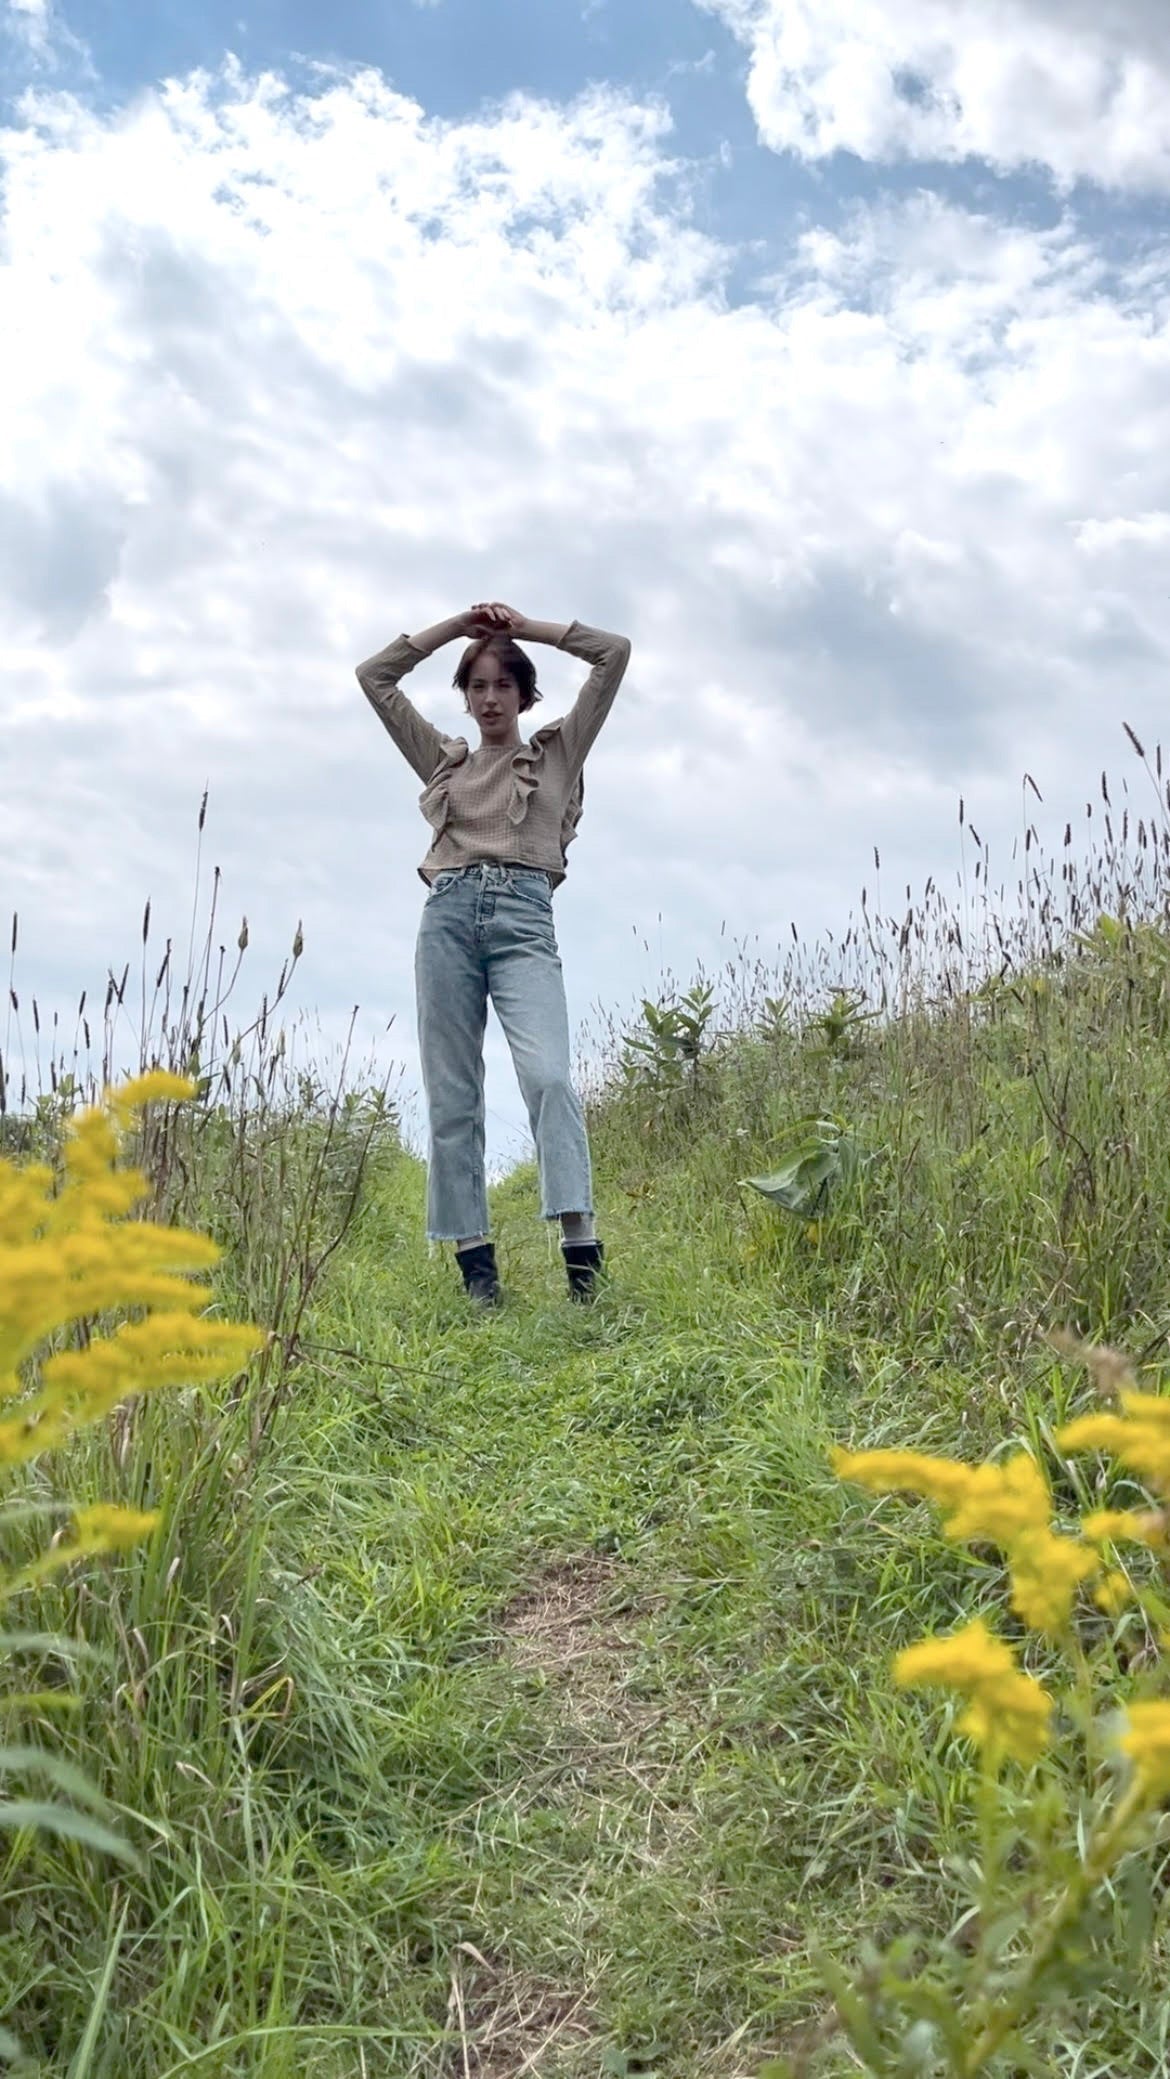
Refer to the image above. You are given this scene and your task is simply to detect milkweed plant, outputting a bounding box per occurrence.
[768,1333,1170,2077]
[0,1070,262,1866]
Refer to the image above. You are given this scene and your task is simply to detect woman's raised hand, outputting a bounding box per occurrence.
[465,601,526,635]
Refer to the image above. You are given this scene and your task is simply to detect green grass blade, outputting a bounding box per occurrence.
[67,1898,130,2079]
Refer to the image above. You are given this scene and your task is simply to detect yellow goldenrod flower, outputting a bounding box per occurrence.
[107,1070,196,1119]
[831,1447,1052,1541]
[0,1311,259,1466]
[895,1617,1014,1686]
[1058,1412,1170,1500]
[829,1447,973,1508]
[0,1074,262,1481]
[895,1618,1052,1764]
[941,1454,1051,1545]
[1118,1390,1170,1431]
[833,1445,1099,1632]
[1082,1509,1168,1550]
[1007,1527,1099,1634]
[1118,1701,1170,1802]
[1054,1414,1130,1453]
[71,1504,161,1554]
[1094,1571,1132,1616]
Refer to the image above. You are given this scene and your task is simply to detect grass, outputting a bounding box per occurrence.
[5,746,1170,2072]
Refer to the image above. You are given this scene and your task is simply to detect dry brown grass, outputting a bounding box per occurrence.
[430,1559,688,2076]
[501,1556,638,1704]
[499,1556,687,1818]
[443,1945,598,2079]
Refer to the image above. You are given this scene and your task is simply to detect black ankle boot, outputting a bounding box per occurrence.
[457,1240,501,1308]
[562,1239,605,1303]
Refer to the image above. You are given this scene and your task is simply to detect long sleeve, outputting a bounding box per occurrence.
[553,622,632,775]
[355,635,449,782]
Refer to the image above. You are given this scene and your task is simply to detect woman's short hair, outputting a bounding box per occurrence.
[453,636,542,714]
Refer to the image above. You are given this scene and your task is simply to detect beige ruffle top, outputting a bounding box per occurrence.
[356,621,632,887]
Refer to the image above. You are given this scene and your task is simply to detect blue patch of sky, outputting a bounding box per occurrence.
[8,0,1165,308]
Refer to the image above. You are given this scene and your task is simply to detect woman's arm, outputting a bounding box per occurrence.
[355,606,502,780]
[553,622,632,772]
[486,605,631,772]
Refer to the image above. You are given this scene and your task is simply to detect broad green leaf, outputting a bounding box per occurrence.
[1121,1854,1155,1971]
[896,2019,937,2074]
[0,1800,138,1864]
[0,1747,111,1813]
[744,1114,872,1218]
[2,1693,83,1715]
[814,1948,888,2067]
[879,1978,967,2058]
[974,1904,1030,1956]
[743,1149,836,1216]
[979,2033,1057,2078]
[0,1631,102,1662]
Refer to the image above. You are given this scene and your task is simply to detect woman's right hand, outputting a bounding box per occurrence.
[462,602,512,636]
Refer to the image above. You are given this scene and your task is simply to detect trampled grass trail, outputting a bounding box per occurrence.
[283,1147,937,2079]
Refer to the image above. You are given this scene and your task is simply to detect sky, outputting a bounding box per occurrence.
[3,0,1170,1176]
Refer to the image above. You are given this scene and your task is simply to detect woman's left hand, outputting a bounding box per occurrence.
[484,601,526,633]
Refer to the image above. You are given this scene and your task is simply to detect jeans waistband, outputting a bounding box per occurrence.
[439,862,550,881]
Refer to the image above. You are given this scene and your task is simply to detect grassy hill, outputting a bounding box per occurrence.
[6,788,1170,2074]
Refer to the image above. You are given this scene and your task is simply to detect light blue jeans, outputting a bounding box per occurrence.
[414,862,595,1241]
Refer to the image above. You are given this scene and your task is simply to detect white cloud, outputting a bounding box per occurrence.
[2,60,1170,1170]
[666,48,717,80]
[1075,512,1170,554]
[5,0,50,52]
[4,0,91,68]
[699,0,1170,190]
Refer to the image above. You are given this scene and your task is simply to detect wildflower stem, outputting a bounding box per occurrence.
[973,1750,1002,1988]
[960,1780,1147,2075]
[1065,1628,1097,1747]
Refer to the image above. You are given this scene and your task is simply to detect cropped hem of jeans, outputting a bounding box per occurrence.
[542,1206,595,1221]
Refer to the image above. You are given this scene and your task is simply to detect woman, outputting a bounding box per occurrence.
[356,601,632,1308]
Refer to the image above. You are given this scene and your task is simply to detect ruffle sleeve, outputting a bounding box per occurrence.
[417,738,469,836]
[508,720,579,827]
[510,720,584,855]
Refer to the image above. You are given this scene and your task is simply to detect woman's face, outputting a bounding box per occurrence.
[466,648,523,744]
